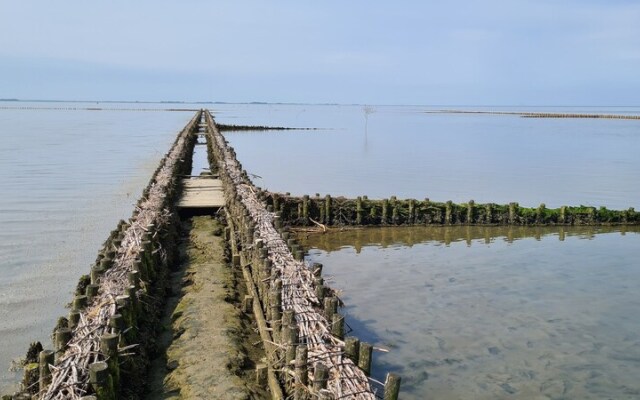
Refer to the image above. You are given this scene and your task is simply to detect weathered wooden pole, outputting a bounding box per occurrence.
[344,337,360,364]
[324,194,332,225]
[324,297,338,323]
[54,328,72,363]
[509,202,518,224]
[295,345,309,397]
[38,350,55,393]
[445,201,453,225]
[467,200,475,223]
[89,361,115,400]
[485,203,492,224]
[100,333,120,391]
[358,342,373,376]
[383,373,401,400]
[302,194,310,224]
[331,313,344,339]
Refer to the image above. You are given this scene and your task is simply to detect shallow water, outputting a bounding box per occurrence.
[0,103,196,390]
[1,102,639,395]
[219,104,640,209]
[301,226,640,399]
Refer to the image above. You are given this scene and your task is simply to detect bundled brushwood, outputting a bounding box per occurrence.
[267,194,640,227]
[205,112,377,399]
[37,111,201,400]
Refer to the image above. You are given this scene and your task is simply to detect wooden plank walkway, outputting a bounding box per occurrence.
[177,178,224,208]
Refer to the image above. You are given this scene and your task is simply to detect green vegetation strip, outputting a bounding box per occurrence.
[266,193,639,227]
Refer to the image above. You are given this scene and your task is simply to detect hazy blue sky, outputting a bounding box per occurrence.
[1,1,639,105]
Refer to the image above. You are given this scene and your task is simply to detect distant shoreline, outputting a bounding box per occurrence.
[428,110,640,120]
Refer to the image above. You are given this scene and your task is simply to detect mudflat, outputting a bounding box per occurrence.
[146,216,267,399]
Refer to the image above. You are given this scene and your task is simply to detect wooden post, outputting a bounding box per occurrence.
[89,361,115,400]
[345,337,360,364]
[109,314,124,334]
[381,199,389,224]
[128,271,140,290]
[312,362,329,391]
[559,205,567,224]
[22,362,39,395]
[392,202,399,225]
[324,194,332,225]
[295,345,308,400]
[100,333,120,390]
[86,284,99,301]
[485,203,492,224]
[537,203,546,224]
[383,373,401,400]
[445,201,453,225]
[358,342,373,376]
[285,323,298,365]
[408,199,415,224]
[73,295,88,312]
[38,350,54,393]
[356,196,363,225]
[331,313,345,339]
[509,202,518,224]
[302,195,310,224]
[55,328,72,363]
[90,264,105,285]
[324,297,337,323]
[270,286,282,342]
[68,311,80,329]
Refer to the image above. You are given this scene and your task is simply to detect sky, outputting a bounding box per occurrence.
[1,1,639,105]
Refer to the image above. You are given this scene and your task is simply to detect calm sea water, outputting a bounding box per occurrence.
[0,102,639,395]
[219,104,640,209]
[301,227,640,399]
[0,102,196,390]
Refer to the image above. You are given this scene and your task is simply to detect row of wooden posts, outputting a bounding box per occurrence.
[266,193,639,227]
[11,112,201,399]
[205,110,400,399]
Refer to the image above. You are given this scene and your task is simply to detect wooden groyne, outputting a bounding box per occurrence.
[265,194,639,227]
[8,111,201,399]
[9,110,397,400]
[204,112,393,399]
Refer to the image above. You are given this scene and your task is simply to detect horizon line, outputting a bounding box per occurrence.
[1,98,640,108]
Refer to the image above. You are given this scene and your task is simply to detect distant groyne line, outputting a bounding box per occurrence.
[217,123,317,132]
[265,193,639,227]
[429,110,640,120]
[0,106,198,112]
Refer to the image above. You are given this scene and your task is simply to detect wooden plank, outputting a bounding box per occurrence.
[178,178,225,208]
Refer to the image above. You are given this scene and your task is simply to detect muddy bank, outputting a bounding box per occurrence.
[146,216,267,400]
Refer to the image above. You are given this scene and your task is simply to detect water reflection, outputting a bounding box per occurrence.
[300,225,640,253]
[301,226,640,399]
